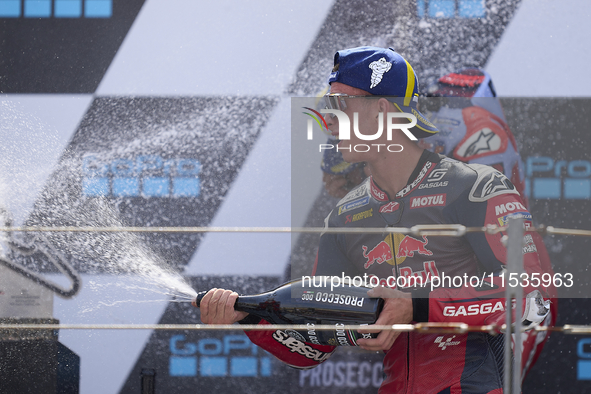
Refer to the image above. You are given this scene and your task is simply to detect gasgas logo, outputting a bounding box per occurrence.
[302,107,418,153]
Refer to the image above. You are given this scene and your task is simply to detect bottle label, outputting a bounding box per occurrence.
[334,323,352,346]
[297,322,378,346]
[305,322,321,345]
[308,291,365,307]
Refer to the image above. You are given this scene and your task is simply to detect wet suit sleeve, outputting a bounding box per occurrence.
[242,214,344,369]
[412,170,551,329]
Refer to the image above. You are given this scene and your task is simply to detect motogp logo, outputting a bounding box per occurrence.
[434,336,461,350]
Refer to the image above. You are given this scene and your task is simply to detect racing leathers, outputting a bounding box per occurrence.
[419,98,557,377]
[244,150,551,393]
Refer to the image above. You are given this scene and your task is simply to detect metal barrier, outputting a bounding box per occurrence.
[1,221,589,393]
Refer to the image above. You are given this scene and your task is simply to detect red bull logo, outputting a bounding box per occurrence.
[362,241,392,269]
[399,261,440,286]
[396,236,433,258]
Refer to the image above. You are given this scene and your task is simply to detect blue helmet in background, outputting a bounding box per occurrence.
[320,137,363,175]
[420,68,527,203]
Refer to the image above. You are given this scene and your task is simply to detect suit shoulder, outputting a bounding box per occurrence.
[464,163,519,202]
[335,177,370,206]
[330,178,375,224]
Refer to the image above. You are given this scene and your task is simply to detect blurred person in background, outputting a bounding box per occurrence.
[419,68,557,377]
[419,68,527,203]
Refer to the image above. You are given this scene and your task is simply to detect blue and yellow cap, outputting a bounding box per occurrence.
[327,46,438,138]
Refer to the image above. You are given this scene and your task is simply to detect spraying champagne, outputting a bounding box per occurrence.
[193,279,384,346]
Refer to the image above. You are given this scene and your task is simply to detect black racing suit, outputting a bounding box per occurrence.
[245,150,552,393]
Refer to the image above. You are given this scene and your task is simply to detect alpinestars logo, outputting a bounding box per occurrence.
[396,161,433,198]
[456,128,501,158]
[369,57,392,88]
[434,336,461,350]
[379,201,400,213]
[469,165,518,202]
[481,173,512,197]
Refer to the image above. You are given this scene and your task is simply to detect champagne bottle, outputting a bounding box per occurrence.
[194,278,384,346]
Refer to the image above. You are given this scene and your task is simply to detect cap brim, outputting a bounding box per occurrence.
[390,100,439,139]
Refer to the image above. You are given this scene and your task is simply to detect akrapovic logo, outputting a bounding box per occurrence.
[82,154,201,198]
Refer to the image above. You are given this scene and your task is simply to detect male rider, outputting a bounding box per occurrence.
[197,47,551,393]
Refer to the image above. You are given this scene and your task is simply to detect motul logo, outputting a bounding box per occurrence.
[494,201,527,216]
[410,194,446,209]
